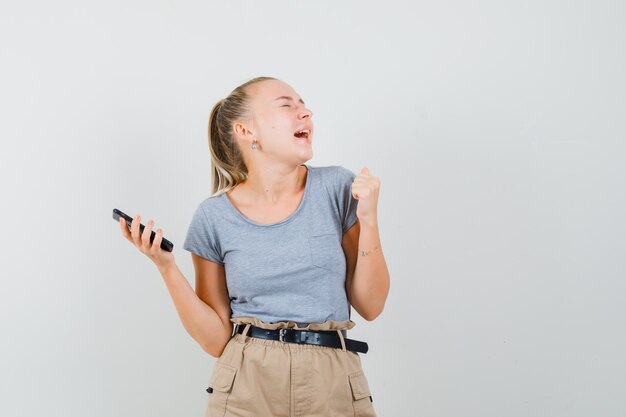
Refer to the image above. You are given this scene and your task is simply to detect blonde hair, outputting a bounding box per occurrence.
[208,76,277,197]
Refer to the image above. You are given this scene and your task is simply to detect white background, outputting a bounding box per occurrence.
[1,1,625,416]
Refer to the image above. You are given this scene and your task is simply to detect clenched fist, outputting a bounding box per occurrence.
[351,167,380,225]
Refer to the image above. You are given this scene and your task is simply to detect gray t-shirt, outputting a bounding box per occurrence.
[183,164,359,325]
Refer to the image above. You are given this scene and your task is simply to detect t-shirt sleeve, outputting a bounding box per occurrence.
[334,166,359,234]
[183,203,224,264]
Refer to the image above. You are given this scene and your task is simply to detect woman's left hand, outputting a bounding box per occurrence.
[351,167,380,225]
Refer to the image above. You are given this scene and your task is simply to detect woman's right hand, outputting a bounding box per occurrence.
[119,214,175,271]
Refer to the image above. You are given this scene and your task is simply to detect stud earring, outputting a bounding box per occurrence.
[251,139,258,150]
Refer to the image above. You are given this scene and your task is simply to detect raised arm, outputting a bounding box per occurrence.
[341,167,390,321]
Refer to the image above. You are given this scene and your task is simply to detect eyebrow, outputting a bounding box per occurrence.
[274,96,305,105]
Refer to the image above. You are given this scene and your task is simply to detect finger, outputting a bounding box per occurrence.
[142,219,154,249]
[352,185,360,199]
[360,167,369,176]
[152,228,164,252]
[119,218,132,240]
[353,176,378,188]
[131,215,141,244]
[352,184,372,199]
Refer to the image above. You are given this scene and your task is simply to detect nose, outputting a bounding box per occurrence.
[299,105,313,119]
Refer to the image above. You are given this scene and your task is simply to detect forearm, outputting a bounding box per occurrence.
[351,219,390,320]
[157,262,231,357]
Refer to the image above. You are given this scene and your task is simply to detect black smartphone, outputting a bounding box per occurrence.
[112,208,174,252]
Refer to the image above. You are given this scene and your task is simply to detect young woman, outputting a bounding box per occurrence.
[118,76,390,416]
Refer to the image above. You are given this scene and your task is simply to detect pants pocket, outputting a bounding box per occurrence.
[349,370,376,417]
[205,362,237,417]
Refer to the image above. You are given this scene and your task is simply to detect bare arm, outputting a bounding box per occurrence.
[157,258,232,358]
[118,214,232,358]
[342,218,390,321]
[341,168,390,321]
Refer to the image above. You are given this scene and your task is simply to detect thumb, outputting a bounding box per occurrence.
[360,167,369,175]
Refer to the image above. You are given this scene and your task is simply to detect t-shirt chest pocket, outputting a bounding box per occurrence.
[307,233,344,272]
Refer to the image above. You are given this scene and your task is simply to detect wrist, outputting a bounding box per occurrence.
[359,244,379,256]
[157,260,177,275]
[358,216,378,229]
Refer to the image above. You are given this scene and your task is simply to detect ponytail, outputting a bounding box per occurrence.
[207,76,277,196]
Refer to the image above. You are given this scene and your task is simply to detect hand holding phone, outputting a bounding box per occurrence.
[113,208,174,252]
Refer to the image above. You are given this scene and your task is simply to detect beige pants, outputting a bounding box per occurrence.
[204,316,377,417]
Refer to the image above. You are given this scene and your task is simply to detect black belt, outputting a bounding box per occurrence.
[234,324,369,354]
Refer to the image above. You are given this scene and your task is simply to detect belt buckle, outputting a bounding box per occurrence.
[278,328,287,343]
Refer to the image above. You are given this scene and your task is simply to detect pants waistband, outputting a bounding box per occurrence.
[233,323,368,354]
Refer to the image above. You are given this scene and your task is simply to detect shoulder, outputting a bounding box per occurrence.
[188,194,226,225]
[310,164,355,186]
[197,193,226,212]
[333,165,356,182]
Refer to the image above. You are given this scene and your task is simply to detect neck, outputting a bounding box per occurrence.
[239,164,306,204]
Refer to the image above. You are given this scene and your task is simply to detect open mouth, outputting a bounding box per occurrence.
[293,129,311,140]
